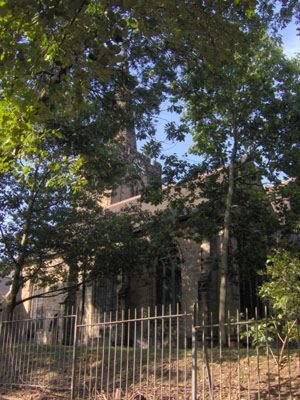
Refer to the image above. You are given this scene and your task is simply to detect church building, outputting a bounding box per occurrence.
[0,123,241,330]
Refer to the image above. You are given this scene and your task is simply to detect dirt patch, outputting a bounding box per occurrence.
[1,353,299,399]
[0,388,68,400]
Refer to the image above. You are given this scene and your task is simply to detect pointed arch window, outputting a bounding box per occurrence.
[156,245,182,312]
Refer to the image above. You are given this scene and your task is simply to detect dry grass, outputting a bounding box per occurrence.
[0,345,299,399]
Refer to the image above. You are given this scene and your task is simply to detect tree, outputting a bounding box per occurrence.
[0,139,86,314]
[1,0,298,319]
[0,0,257,315]
[260,249,300,320]
[2,0,296,173]
[0,137,177,317]
[251,249,300,365]
[171,34,300,334]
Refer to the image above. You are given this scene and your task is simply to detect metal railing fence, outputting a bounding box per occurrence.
[0,314,76,390]
[193,307,300,400]
[0,306,299,400]
[73,305,192,400]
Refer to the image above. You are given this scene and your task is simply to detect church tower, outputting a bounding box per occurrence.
[100,95,161,207]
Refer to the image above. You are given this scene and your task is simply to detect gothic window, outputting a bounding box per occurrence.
[156,246,182,312]
[198,272,210,293]
[92,276,118,312]
[33,298,44,330]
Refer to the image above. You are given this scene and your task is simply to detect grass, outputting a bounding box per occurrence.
[0,340,299,399]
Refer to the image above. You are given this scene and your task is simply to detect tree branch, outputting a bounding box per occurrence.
[0,226,19,267]
[14,279,90,307]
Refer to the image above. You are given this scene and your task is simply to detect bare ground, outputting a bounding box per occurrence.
[1,353,299,399]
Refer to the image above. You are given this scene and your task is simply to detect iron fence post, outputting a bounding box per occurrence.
[70,314,78,400]
[192,303,198,400]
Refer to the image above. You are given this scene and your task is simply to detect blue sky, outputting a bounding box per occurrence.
[281,21,299,58]
[138,22,299,164]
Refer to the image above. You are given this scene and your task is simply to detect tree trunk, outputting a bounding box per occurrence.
[5,196,35,317]
[62,259,78,345]
[6,262,23,317]
[219,140,237,344]
[80,263,87,324]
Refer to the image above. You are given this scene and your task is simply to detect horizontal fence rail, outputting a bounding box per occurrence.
[0,306,299,399]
